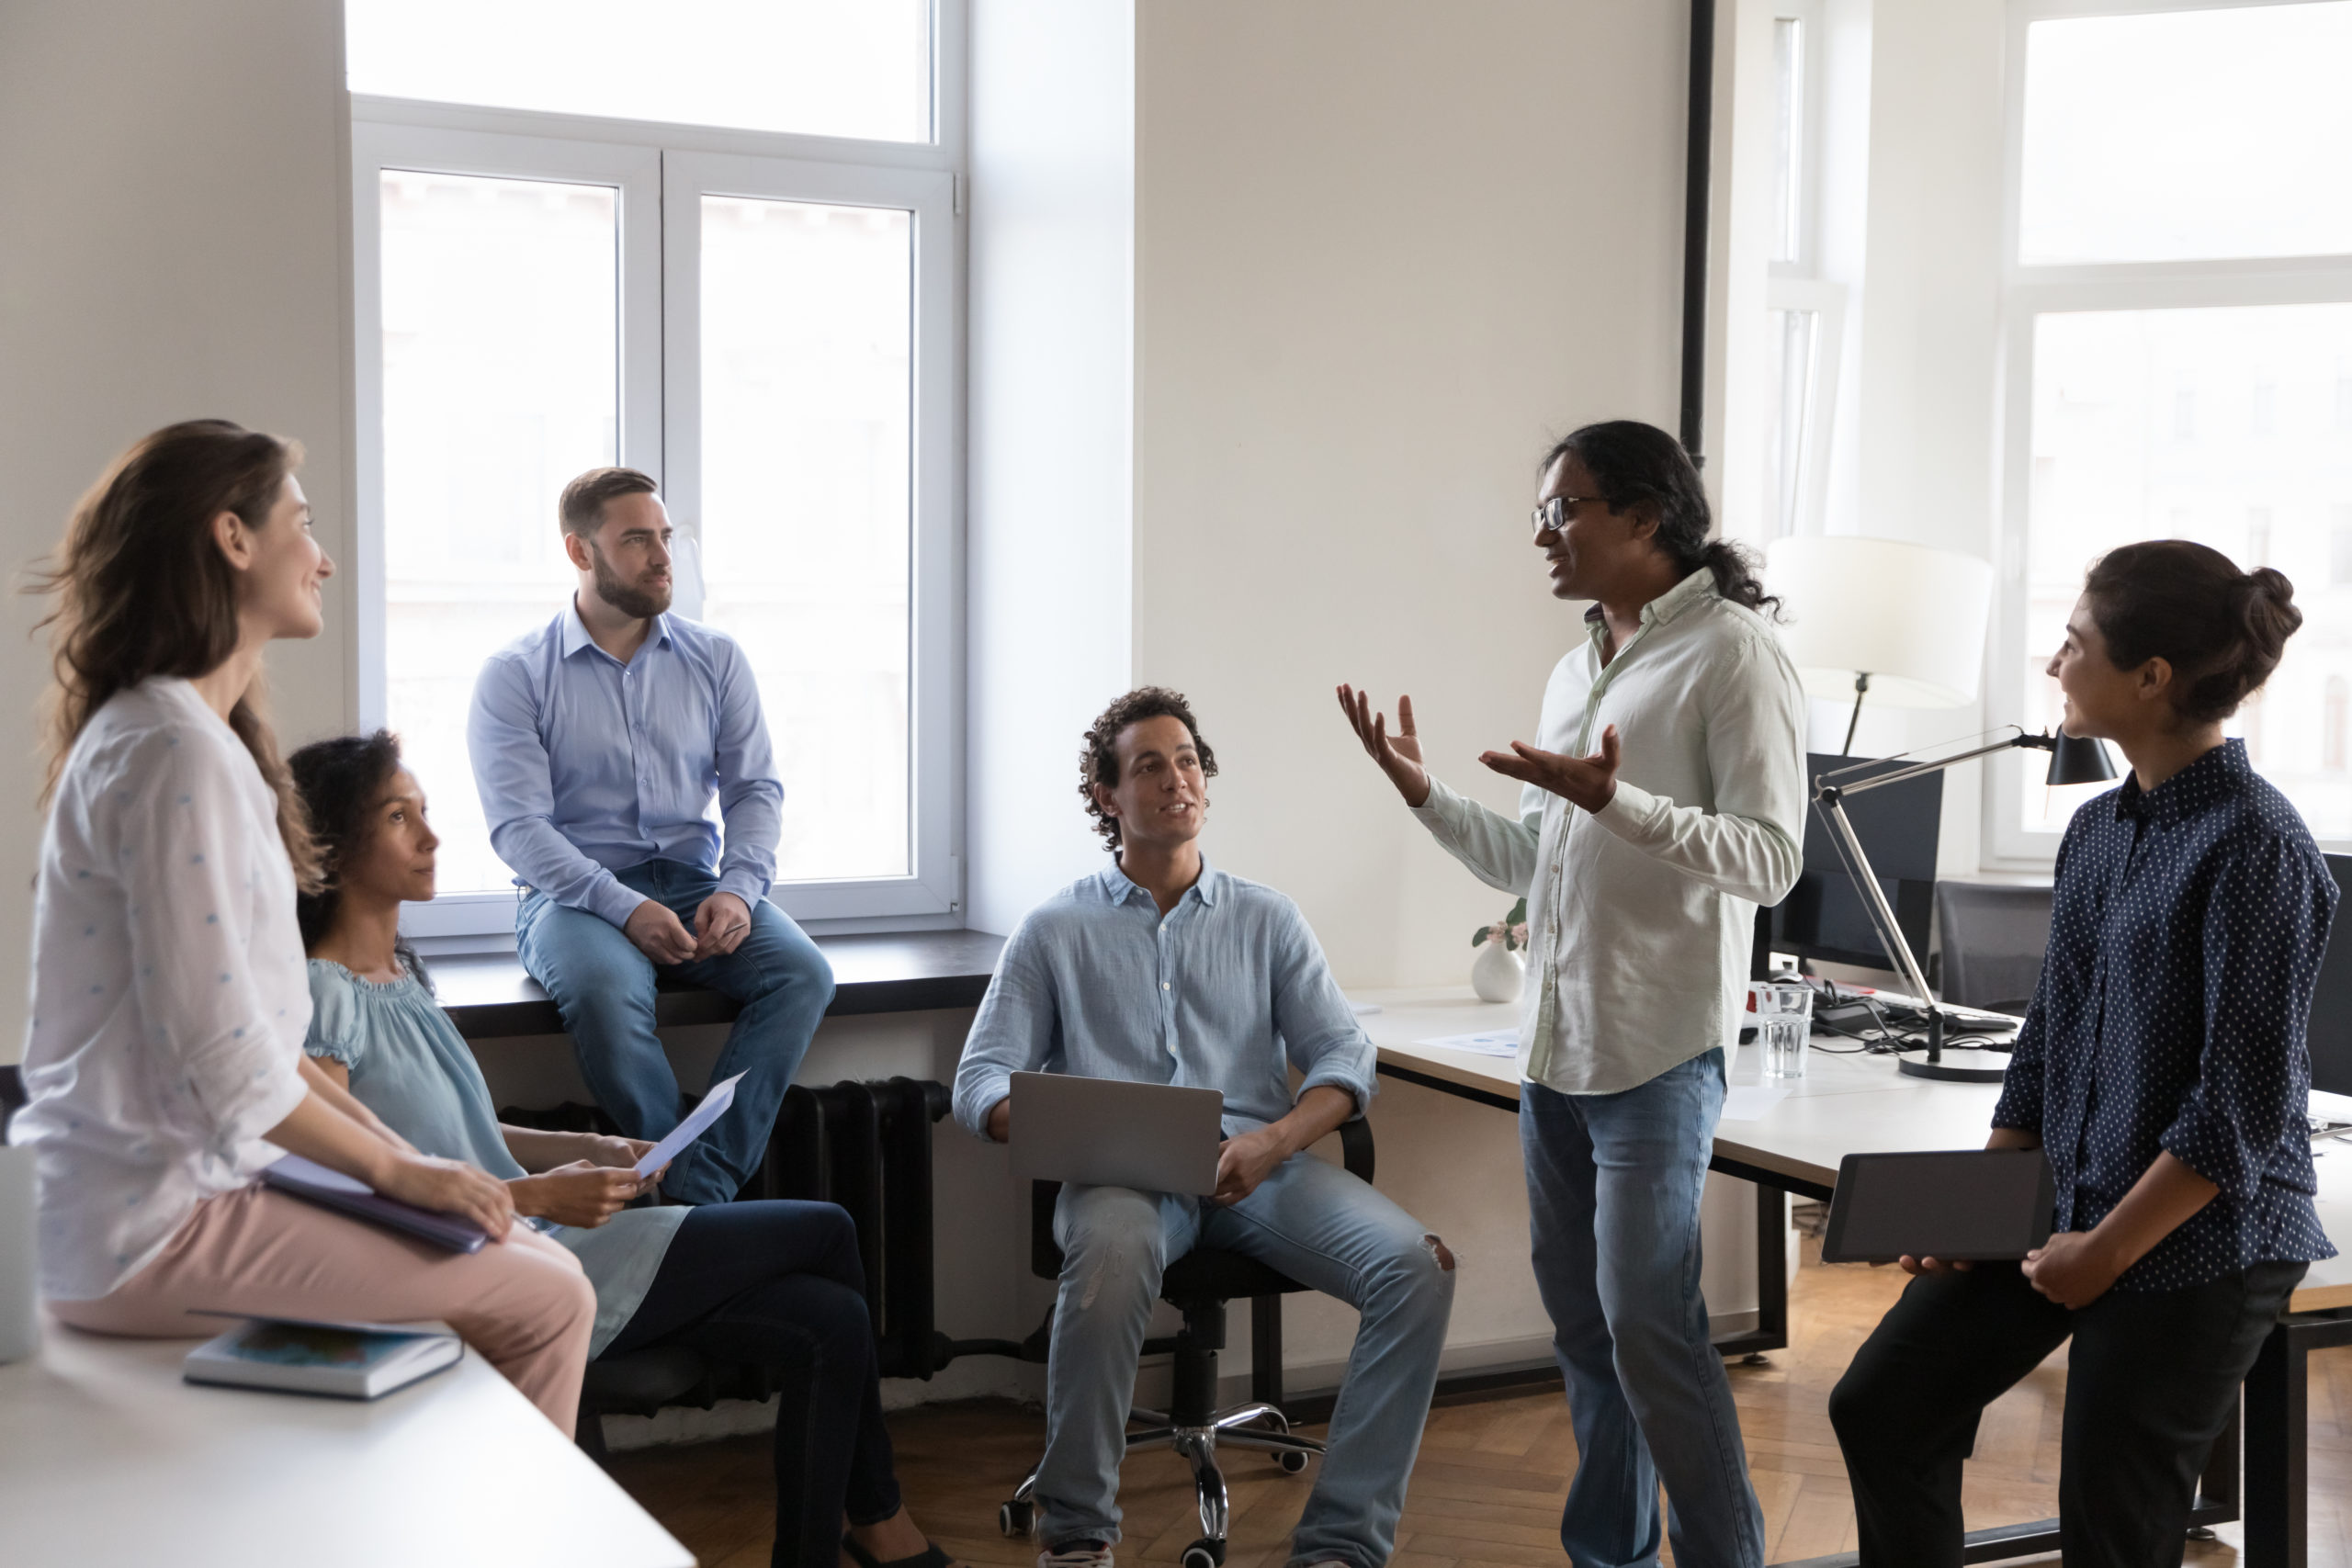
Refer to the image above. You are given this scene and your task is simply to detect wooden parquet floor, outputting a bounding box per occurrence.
[607,1242,2352,1567]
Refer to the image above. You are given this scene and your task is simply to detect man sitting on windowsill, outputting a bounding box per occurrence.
[952,686,1456,1568]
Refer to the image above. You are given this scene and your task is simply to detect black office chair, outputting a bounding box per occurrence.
[999,1120,1375,1568]
[1934,881,2054,1015]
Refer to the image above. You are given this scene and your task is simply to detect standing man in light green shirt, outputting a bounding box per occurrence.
[1339,420,1806,1568]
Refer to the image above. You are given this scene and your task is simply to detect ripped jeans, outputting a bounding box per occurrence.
[1040,1152,1454,1568]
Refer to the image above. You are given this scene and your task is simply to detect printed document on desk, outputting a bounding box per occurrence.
[1416,1031,1521,1058]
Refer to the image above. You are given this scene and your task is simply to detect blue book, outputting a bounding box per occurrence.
[183,1316,461,1400]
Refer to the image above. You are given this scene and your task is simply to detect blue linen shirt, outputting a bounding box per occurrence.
[468,602,783,929]
[952,857,1377,1140]
[1991,739,2338,1292]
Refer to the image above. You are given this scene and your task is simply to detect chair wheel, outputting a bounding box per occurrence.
[1181,1541,1224,1568]
[999,1501,1035,1538]
[1277,1449,1310,1474]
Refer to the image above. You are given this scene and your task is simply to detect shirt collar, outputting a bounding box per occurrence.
[1097,852,1220,908]
[1581,567,1718,643]
[560,597,673,662]
[2112,737,2247,825]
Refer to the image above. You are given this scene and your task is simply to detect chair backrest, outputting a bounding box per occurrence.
[1935,881,2054,1012]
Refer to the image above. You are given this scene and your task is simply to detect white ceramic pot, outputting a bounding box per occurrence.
[1471,939,1525,1005]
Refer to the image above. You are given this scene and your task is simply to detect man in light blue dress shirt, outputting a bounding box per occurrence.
[469,467,834,1206]
[955,688,1454,1568]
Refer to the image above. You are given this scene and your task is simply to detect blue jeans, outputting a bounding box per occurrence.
[515,859,834,1205]
[1521,1052,1762,1568]
[1039,1152,1455,1568]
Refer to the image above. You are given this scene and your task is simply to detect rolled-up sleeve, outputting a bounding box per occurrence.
[1269,901,1374,1117]
[1587,633,1805,906]
[953,920,1057,1138]
[710,637,783,908]
[108,736,308,1158]
[2159,834,2335,1198]
[469,652,646,929]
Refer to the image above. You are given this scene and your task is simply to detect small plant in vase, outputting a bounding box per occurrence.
[1470,897,1530,1004]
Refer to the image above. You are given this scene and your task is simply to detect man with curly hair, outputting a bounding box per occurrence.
[954,686,1454,1568]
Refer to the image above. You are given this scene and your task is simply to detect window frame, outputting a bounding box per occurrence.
[347,4,967,943]
[1984,0,2352,865]
[1759,0,1844,539]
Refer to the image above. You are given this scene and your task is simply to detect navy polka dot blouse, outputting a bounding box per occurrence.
[1992,738,2339,1292]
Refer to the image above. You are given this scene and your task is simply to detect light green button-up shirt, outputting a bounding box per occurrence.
[1410,569,1807,1095]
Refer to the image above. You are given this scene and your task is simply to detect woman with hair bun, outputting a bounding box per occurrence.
[9,421,594,1427]
[1829,540,2337,1567]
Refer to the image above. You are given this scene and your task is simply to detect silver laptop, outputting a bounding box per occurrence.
[1007,1072,1225,1196]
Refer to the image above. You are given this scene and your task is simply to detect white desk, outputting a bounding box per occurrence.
[1362,986,2352,1568]
[0,1316,693,1568]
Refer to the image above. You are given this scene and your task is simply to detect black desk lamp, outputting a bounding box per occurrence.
[1815,728,2116,1082]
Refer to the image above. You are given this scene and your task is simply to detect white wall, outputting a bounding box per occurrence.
[966,0,1138,935]
[0,0,357,1067]
[1127,0,1760,1375]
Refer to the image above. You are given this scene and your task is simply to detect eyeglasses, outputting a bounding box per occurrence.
[1530,495,1601,539]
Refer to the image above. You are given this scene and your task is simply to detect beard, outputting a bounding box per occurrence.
[590,540,673,620]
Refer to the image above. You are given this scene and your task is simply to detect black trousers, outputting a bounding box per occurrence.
[603,1201,903,1568]
[1827,1257,2303,1568]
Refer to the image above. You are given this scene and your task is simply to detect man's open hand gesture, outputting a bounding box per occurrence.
[1480,724,1623,815]
[1336,685,1431,807]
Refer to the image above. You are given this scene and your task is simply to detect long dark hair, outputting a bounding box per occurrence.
[288,730,429,988]
[30,419,320,886]
[1541,420,1779,617]
[2083,541,2301,725]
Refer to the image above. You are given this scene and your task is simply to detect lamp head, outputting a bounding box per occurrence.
[2028,730,2120,786]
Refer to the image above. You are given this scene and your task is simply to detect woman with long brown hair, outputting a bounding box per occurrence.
[10,420,595,1427]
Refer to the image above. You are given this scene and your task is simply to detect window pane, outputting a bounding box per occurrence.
[1771,17,1804,265]
[1764,307,1818,537]
[347,0,931,143]
[699,196,912,882]
[2018,4,2352,264]
[2020,302,2352,839]
[379,171,618,896]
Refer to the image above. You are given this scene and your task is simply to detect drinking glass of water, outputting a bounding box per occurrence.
[1752,983,1814,1080]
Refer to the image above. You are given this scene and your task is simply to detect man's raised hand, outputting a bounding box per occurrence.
[1336,685,1431,807]
[1479,724,1623,814]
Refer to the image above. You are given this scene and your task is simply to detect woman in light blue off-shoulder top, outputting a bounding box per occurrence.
[290,731,963,1568]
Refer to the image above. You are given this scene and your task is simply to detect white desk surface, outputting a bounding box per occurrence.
[0,1316,693,1568]
[1359,986,2352,1314]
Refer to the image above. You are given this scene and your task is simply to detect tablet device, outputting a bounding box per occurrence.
[1820,1148,2056,1265]
[1008,1072,1225,1197]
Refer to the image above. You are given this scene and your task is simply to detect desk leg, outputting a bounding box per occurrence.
[2245,1323,2307,1568]
[1755,1180,1787,1350]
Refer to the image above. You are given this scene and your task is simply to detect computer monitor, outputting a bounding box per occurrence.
[2306,855,2352,1097]
[1758,751,1942,976]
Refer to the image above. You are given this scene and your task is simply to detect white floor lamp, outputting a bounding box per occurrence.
[1764,536,1995,754]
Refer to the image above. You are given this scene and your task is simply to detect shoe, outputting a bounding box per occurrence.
[1038,1540,1114,1568]
[842,1535,954,1568]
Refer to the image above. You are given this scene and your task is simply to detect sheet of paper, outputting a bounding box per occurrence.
[1415,1032,1521,1058]
[1348,999,1383,1017]
[1719,1083,1793,1122]
[635,1071,747,1178]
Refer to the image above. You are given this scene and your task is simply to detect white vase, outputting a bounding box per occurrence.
[1471,940,1525,1004]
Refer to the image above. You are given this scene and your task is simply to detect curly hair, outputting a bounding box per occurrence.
[287,729,430,988]
[1079,686,1218,851]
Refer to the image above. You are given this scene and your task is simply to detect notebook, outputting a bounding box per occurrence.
[183,1315,461,1400]
[259,1154,488,1253]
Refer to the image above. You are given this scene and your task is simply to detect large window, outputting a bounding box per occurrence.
[1760,0,1843,540]
[349,6,964,939]
[1993,0,2352,859]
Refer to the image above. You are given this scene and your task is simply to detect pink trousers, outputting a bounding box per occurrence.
[50,1184,595,1429]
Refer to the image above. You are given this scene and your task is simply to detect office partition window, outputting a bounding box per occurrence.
[347,3,966,939]
[1761,0,1843,541]
[1991,0,2352,862]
